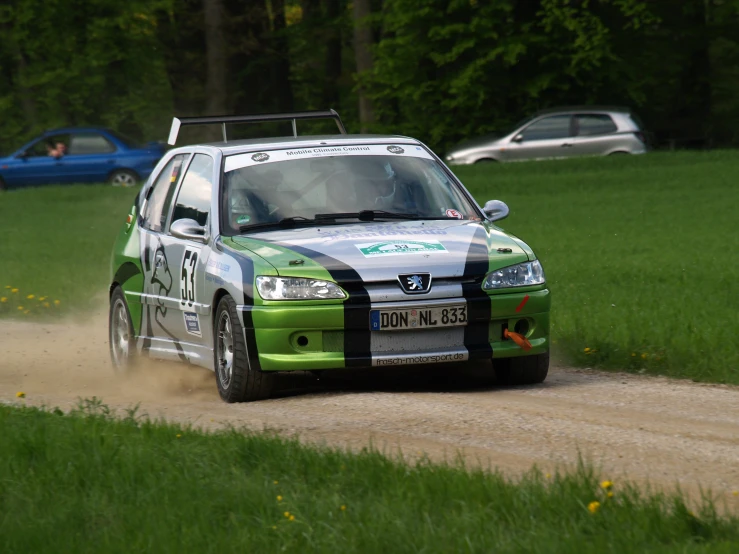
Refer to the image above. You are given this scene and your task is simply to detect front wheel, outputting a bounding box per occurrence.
[108,169,139,187]
[214,294,274,402]
[495,351,549,385]
[109,287,137,372]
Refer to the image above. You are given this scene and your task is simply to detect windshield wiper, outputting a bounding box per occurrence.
[314,210,450,222]
[239,216,317,233]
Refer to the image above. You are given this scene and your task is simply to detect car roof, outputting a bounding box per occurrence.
[185,134,422,155]
[40,127,113,135]
[534,105,634,116]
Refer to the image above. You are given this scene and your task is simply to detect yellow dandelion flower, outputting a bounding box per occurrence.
[289,515,295,521]
[43,302,50,308]
[16,392,25,398]
[54,300,61,306]
[38,296,46,301]
[26,294,34,299]
[340,505,346,511]
[23,310,29,314]
[584,347,590,352]
[588,501,601,514]
[17,306,24,310]
[0,297,6,303]
[11,288,18,293]
[607,491,614,498]
[641,353,648,359]
[277,495,283,502]
[545,473,552,479]
[631,352,636,357]
[4,285,11,289]
[600,480,613,490]
[273,480,278,485]
[271,525,277,530]
[733,491,738,497]
[176,434,182,438]
[283,512,290,518]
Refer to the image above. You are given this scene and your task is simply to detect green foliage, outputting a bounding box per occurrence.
[0,0,174,152]
[1,403,738,553]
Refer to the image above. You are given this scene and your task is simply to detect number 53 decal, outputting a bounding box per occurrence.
[181,249,198,306]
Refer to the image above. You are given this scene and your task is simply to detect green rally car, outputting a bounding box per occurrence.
[109,110,550,402]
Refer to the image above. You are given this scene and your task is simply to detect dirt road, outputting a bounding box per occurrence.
[2,317,738,508]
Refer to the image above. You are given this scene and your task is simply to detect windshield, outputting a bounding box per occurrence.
[222,145,480,233]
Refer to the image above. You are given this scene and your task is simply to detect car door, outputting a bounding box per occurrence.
[504,115,575,161]
[157,153,215,365]
[6,134,71,186]
[60,132,119,182]
[570,113,619,156]
[139,153,190,358]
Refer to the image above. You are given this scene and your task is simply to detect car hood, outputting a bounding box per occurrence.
[448,134,503,154]
[229,219,531,283]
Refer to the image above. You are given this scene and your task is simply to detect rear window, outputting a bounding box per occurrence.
[575,114,618,136]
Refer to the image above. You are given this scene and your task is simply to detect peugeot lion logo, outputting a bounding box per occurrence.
[398,273,431,294]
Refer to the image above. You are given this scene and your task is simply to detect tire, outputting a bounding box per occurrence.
[474,158,497,164]
[108,169,139,187]
[495,351,549,385]
[608,151,630,156]
[109,286,138,372]
[214,294,274,402]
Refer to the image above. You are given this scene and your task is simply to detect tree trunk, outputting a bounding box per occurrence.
[323,0,342,109]
[271,0,294,113]
[353,0,374,132]
[203,0,228,123]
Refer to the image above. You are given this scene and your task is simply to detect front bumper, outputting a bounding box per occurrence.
[243,288,550,371]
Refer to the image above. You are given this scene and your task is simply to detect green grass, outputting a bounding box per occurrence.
[0,184,138,315]
[1,151,738,382]
[455,151,739,383]
[1,402,737,553]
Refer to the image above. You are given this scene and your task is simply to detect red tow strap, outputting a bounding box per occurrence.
[504,328,532,351]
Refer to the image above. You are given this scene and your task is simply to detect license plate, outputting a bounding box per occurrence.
[370,305,467,331]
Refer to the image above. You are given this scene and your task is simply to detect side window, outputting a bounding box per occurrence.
[171,154,214,227]
[142,154,187,232]
[67,133,116,154]
[520,115,572,141]
[576,114,618,136]
[26,134,70,157]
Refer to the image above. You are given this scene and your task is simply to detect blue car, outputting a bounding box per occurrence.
[0,127,166,190]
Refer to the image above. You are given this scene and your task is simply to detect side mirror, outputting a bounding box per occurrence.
[483,199,509,222]
[171,218,208,243]
[512,134,524,143]
[16,150,29,159]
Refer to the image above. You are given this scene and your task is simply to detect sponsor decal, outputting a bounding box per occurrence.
[236,215,251,225]
[183,311,202,337]
[375,352,468,366]
[225,144,434,172]
[205,273,226,285]
[322,225,448,241]
[285,146,371,156]
[445,208,463,219]
[355,240,448,257]
[206,259,230,272]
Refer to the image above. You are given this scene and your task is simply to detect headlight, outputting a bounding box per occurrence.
[483,260,545,290]
[445,154,455,161]
[256,276,346,300]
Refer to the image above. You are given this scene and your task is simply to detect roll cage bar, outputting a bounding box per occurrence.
[167,109,347,145]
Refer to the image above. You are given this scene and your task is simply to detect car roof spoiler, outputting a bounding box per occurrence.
[167,109,347,145]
